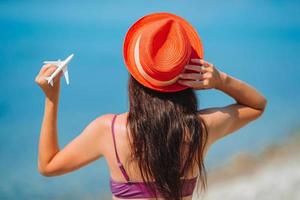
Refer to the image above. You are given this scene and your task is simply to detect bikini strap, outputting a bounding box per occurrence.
[111,114,131,182]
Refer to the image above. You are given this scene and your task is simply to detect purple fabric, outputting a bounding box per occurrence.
[110,176,198,199]
[110,114,198,199]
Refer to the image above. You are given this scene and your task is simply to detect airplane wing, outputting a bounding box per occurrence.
[62,66,69,84]
[43,60,63,67]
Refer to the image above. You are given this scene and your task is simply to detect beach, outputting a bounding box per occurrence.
[193,132,300,200]
[1,1,300,199]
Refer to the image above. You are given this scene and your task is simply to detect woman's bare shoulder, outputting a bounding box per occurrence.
[94,112,129,134]
[93,112,128,125]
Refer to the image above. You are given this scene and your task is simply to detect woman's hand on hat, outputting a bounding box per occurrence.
[35,64,62,101]
[177,59,225,90]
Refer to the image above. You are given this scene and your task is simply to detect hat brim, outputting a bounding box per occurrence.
[123,12,204,93]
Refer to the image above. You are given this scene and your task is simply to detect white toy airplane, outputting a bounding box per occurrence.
[43,54,74,86]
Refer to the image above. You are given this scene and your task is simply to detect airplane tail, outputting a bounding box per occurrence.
[44,76,54,87]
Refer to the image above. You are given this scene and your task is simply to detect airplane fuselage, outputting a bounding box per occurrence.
[49,54,73,80]
[49,62,67,81]
[43,54,74,86]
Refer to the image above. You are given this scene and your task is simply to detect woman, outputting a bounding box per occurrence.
[35,12,267,200]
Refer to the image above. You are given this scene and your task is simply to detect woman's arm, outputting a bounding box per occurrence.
[38,111,109,177]
[35,64,61,173]
[198,71,267,145]
[215,72,267,110]
[38,95,60,174]
[178,59,267,145]
[35,64,109,176]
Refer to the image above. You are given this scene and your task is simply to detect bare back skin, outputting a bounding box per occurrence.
[105,112,211,200]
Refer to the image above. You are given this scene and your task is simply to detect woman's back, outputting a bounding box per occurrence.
[104,112,211,200]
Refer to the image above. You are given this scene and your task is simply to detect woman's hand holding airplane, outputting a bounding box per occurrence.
[35,64,62,101]
[177,59,227,90]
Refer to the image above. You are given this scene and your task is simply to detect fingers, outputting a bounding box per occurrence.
[43,65,57,77]
[190,58,214,68]
[178,79,208,89]
[38,64,53,77]
[190,58,205,66]
[184,64,207,73]
[35,64,57,84]
[42,65,57,77]
[177,58,215,90]
[178,72,210,80]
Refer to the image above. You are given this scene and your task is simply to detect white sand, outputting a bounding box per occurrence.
[193,134,300,200]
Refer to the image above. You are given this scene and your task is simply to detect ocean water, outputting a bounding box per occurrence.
[0,1,299,199]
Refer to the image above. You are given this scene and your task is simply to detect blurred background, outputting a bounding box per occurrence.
[0,0,299,199]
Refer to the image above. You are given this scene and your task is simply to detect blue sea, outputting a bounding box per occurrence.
[0,1,299,199]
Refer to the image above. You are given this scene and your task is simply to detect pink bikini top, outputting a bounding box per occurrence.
[109,114,198,199]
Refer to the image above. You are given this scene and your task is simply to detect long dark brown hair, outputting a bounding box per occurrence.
[126,74,208,200]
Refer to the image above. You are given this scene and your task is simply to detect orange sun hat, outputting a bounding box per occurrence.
[123,12,204,92]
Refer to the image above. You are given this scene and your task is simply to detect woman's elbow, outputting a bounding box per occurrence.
[38,169,48,177]
[38,162,57,177]
[39,169,51,177]
[38,165,51,177]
